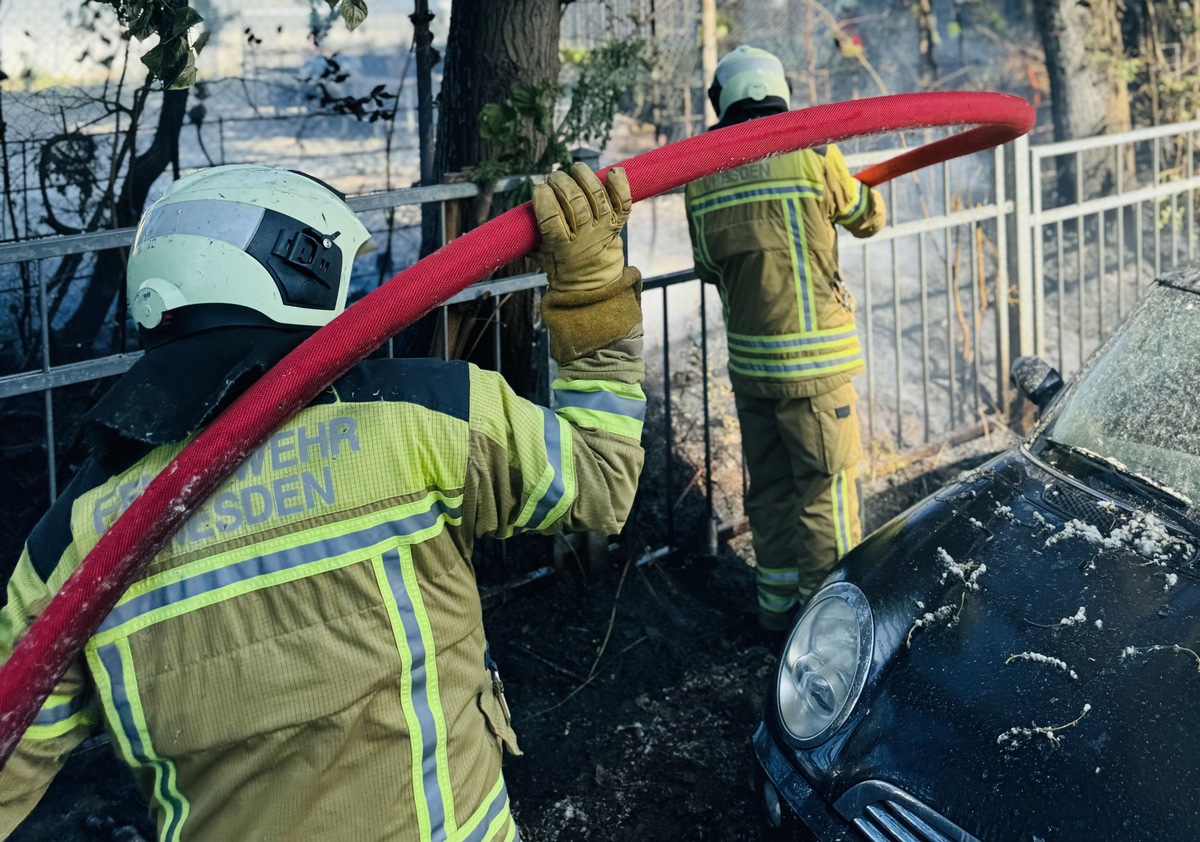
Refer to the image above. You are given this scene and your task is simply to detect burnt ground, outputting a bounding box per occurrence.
[9,433,1012,842]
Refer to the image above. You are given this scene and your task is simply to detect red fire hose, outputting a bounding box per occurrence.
[0,91,1033,764]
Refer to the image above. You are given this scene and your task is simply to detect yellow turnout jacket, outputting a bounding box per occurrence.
[685,146,885,399]
[0,344,645,841]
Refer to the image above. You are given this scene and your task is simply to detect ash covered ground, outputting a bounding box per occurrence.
[11,435,1009,842]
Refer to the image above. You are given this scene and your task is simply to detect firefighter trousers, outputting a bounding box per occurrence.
[735,382,864,631]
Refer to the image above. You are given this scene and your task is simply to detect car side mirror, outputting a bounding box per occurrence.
[1010,355,1063,412]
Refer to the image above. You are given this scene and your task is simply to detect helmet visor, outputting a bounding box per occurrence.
[135,199,267,253]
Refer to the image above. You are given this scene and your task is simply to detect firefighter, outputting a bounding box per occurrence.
[0,162,645,840]
[686,46,886,633]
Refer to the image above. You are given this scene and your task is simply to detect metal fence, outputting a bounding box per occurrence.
[1014,121,1200,377]
[3,120,1199,569]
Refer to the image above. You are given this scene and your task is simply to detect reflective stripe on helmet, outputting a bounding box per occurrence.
[715,54,786,85]
[135,199,266,253]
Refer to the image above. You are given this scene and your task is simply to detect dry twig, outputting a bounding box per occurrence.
[532,557,633,717]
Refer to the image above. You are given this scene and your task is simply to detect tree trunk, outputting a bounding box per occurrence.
[1034,0,1131,200]
[56,86,188,360]
[420,0,564,399]
[431,0,562,195]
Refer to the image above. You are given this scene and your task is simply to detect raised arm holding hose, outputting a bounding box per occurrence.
[0,163,644,842]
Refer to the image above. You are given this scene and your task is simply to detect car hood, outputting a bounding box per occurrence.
[777,448,1200,841]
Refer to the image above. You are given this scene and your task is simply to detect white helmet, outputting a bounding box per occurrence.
[708,45,791,121]
[127,164,371,345]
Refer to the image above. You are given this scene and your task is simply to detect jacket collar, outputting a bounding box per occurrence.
[84,327,312,469]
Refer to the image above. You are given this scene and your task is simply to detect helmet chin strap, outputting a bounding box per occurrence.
[138,304,304,349]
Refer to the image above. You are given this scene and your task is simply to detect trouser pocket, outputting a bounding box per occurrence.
[809,382,863,475]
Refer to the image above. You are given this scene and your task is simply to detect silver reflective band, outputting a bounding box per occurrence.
[99,497,463,633]
[553,388,647,422]
[525,407,567,531]
[379,546,448,841]
[134,199,267,252]
[717,55,784,85]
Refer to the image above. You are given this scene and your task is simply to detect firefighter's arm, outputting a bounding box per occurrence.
[824,143,886,238]
[463,163,645,539]
[0,547,99,837]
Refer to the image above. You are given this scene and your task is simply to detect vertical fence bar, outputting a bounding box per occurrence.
[1075,152,1085,369]
[699,281,713,533]
[1171,190,1179,270]
[1013,134,1036,358]
[37,259,56,501]
[864,247,875,445]
[1136,202,1145,299]
[1189,130,1196,263]
[662,286,674,550]
[970,223,981,418]
[918,233,930,441]
[944,161,957,427]
[438,200,451,361]
[1076,212,1085,371]
[993,144,1010,416]
[1056,221,1065,373]
[440,306,450,360]
[892,242,902,448]
[1117,150,1126,322]
[888,181,901,450]
[492,295,508,572]
[1097,210,1105,340]
[1030,145,1045,359]
[1153,140,1162,279]
[492,296,502,372]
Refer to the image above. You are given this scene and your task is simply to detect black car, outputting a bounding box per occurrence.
[754,267,1200,842]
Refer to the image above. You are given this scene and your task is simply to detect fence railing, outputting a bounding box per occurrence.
[1014,121,1200,377]
[3,121,1199,568]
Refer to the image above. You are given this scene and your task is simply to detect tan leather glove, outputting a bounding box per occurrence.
[534,162,642,363]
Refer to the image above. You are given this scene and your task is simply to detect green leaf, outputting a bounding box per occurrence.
[168,6,204,40]
[140,41,167,79]
[169,48,197,89]
[193,29,211,54]
[339,0,368,31]
[142,34,191,86]
[127,2,156,41]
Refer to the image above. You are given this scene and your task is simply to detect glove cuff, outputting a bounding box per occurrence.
[542,267,643,363]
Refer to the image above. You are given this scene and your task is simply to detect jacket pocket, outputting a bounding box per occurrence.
[477,685,522,757]
[810,382,863,475]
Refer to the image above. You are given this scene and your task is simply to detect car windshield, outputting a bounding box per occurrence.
[1038,286,1200,504]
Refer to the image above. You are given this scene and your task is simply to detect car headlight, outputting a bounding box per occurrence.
[776,581,874,747]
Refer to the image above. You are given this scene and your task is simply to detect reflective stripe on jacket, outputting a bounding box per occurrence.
[685,145,885,399]
[0,350,645,842]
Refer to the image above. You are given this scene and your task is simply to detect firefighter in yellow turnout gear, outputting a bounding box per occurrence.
[686,47,886,632]
[0,163,645,841]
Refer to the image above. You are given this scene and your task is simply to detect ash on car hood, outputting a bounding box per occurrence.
[807,450,1200,841]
